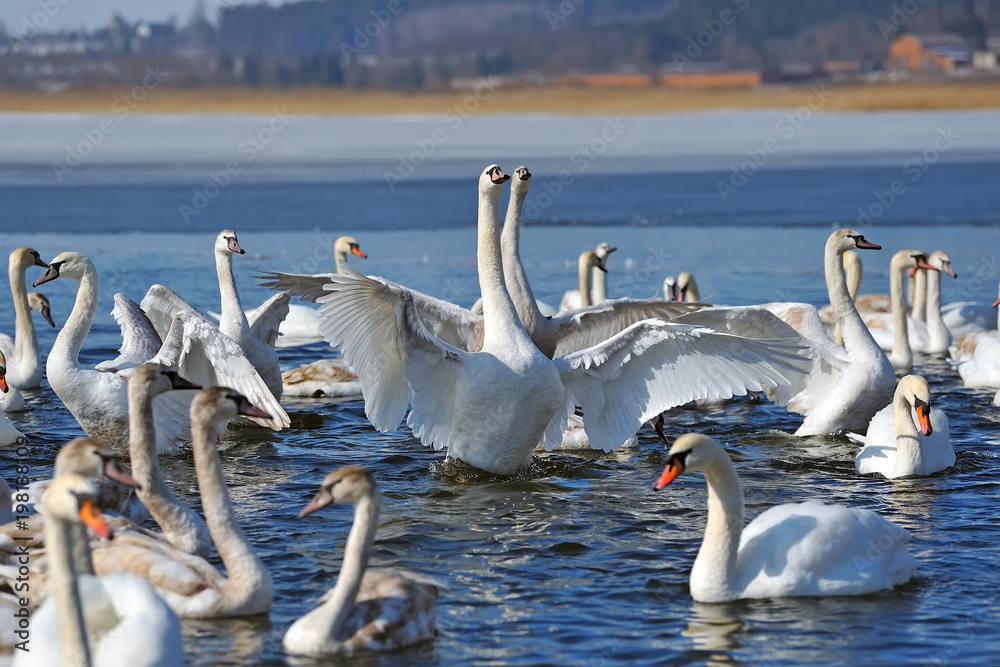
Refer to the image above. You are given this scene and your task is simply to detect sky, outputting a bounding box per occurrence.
[1,0,268,33]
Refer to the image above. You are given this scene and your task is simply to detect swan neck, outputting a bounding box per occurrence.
[44,510,92,667]
[322,493,379,640]
[925,267,949,348]
[8,259,39,367]
[693,457,743,601]
[216,251,248,336]
[334,249,348,275]
[479,187,529,350]
[825,242,879,358]
[911,269,927,322]
[891,392,923,477]
[500,188,547,335]
[578,259,592,308]
[890,258,911,365]
[591,267,607,303]
[53,268,98,367]
[192,411,271,596]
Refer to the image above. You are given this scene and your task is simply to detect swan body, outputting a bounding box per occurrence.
[0,411,26,446]
[760,229,894,436]
[942,301,995,339]
[91,388,275,619]
[12,474,183,667]
[283,467,442,656]
[0,349,26,414]
[654,433,916,603]
[852,375,953,478]
[949,283,1000,390]
[312,166,807,475]
[1,248,52,390]
[560,241,616,311]
[281,359,363,398]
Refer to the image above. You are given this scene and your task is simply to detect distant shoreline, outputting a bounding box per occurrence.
[2,81,1000,115]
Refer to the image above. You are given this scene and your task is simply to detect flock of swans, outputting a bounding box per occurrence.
[0,163,998,664]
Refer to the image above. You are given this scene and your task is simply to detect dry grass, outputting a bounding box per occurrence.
[2,81,999,115]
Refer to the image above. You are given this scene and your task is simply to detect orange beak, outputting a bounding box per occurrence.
[0,373,7,393]
[79,500,112,539]
[351,245,367,259]
[653,457,685,490]
[915,403,933,437]
[993,297,1000,308]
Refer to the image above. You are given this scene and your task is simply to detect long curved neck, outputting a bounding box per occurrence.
[578,260,593,308]
[130,385,208,554]
[591,267,607,303]
[335,249,348,276]
[217,251,249,338]
[890,392,923,477]
[925,268,949,349]
[9,260,39,369]
[684,280,701,303]
[500,188,548,337]
[479,188,532,351]
[911,269,927,322]
[826,244,881,361]
[192,413,271,600]
[693,457,744,601]
[51,269,98,368]
[313,493,379,642]
[45,512,92,667]
[890,259,912,367]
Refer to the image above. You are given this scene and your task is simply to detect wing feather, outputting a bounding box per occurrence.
[96,293,163,372]
[248,292,290,347]
[550,298,704,357]
[554,319,808,450]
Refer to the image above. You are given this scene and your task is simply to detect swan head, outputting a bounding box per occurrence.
[10,247,48,273]
[27,292,55,327]
[594,242,617,260]
[0,349,7,393]
[580,251,607,274]
[663,276,681,302]
[129,363,201,400]
[334,236,367,260]
[298,466,376,517]
[44,473,113,540]
[897,375,934,436]
[829,229,881,254]
[653,433,724,490]
[510,165,532,194]
[54,437,140,490]
[31,251,92,288]
[891,250,938,274]
[481,165,510,195]
[928,250,957,278]
[216,230,245,256]
[191,386,273,428]
[677,272,699,302]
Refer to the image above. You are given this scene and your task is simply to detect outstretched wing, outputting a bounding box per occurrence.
[550,298,705,357]
[553,319,808,451]
[315,263,465,442]
[248,292,290,347]
[150,311,289,430]
[256,267,482,351]
[141,284,215,340]
[96,293,163,372]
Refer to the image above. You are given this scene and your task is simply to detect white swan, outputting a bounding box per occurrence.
[212,230,287,397]
[922,251,957,355]
[949,282,1000,390]
[817,250,862,345]
[859,250,939,371]
[34,252,287,454]
[851,374,953,478]
[759,229,895,435]
[1,248,52,390]
[312,165,806,475]
[662,272,700,303]
[280,359,362,399]
[560,241,617,311]
[91,387,275,619]
[12,473,184,667]
[654,433,917,603]
[283,466,443,656]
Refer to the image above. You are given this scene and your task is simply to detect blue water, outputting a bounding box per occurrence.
[1,111,1000,665]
